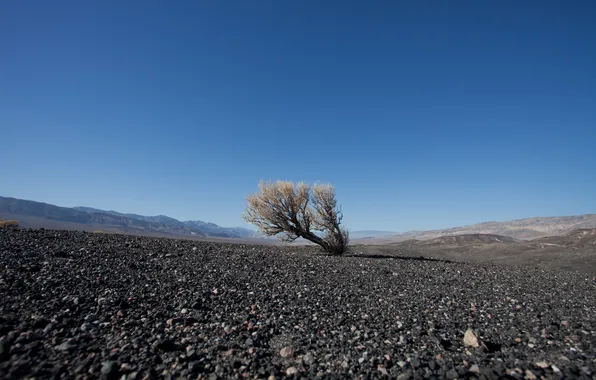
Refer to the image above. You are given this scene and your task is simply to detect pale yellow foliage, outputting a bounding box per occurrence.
[243,180,349,254]
[0,219,19,229]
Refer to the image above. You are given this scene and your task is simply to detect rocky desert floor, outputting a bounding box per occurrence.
[1,228,596,379]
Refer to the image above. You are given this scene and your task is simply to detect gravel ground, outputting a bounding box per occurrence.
[1,229,596,379]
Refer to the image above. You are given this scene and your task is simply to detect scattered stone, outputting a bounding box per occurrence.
[525,369,537,379]
[1,228,596,379]
[166,318,183,327]
[119,363,133,373]
[55,341,74,351]
[100,361,119,379]
[303,353,315,365]
[280,346,294,358]
[80,323,93,332]
[463,329,480,348]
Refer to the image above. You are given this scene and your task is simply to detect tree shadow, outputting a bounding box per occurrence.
[344,253,455,263]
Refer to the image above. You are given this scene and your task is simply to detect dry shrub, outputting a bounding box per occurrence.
[243,180,349,254]
[0,219,19,229]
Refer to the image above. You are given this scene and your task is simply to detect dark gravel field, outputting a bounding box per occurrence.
[1,229,596,379]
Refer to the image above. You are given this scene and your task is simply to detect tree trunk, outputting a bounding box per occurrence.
[299,230,331,253]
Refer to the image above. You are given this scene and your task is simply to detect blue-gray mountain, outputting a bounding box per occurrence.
[0,196,256,238]
[72,206,256,238]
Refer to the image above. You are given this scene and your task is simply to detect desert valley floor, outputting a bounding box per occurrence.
[1,228,596,379]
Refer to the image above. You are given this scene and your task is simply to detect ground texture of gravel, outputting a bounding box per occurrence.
[1,229,596,379]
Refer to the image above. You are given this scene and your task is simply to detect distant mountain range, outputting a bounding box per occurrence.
[348,230,397,239]
[71,206,256,238]
[1,195,594,243]
[356,214,596,244]
[0,196,257,239]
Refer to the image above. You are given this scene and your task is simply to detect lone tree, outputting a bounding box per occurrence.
[243,180,349,254]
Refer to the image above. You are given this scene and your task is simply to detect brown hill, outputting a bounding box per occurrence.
[419,233,518,246]
[531,228,596,248]
[354,214,596,244]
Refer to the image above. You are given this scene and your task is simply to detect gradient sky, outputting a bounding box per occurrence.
[1,0,595,232]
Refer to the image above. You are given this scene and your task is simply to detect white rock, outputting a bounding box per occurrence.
[279,346,294,358]
[463,329,480,348]
[286,367,298,375]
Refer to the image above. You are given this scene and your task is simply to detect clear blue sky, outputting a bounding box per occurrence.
[1,0,595,232]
